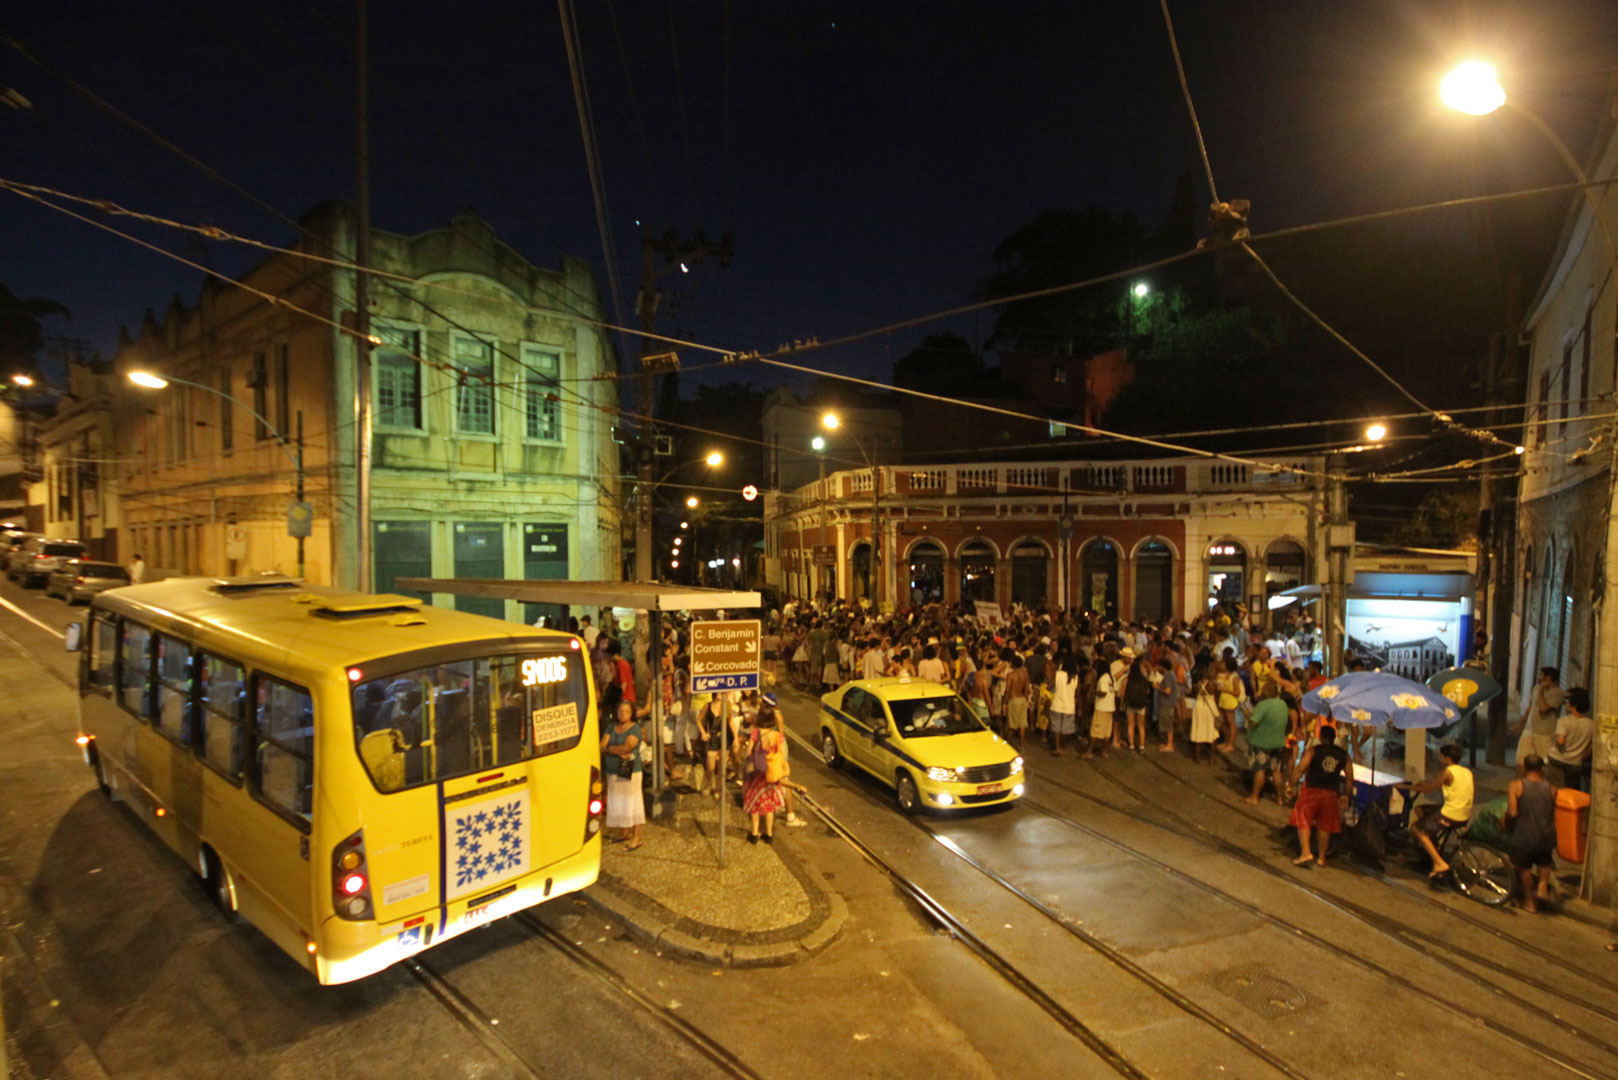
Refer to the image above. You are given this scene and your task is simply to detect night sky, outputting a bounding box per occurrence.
[4,1,1616,400]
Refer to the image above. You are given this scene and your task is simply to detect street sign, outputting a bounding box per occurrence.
[690,619,761,693]
[813,544,836,566]
[225,525,248,560]
[286,501,313,538]
[741,484,758,502]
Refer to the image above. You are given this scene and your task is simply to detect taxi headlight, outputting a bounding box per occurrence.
[1011,756,1024,773]
[926,766,959,783]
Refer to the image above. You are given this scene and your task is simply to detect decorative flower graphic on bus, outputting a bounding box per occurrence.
[444,789,531,899]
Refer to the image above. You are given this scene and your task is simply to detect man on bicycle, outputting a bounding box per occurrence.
[1397,743,1474,879]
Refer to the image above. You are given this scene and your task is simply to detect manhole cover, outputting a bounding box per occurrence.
[1213,968,1309,1019]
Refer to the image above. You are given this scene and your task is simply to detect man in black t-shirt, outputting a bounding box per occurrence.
[1286,726,1352,868]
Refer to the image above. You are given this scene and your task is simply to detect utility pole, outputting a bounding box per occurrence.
[353,0,373,592]
[296,411,306,580]
[1323,453,1351,677]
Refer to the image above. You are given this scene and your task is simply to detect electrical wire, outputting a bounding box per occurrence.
[1158,0,1218,205]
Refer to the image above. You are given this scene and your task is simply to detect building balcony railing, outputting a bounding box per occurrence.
[778,455,1321,508]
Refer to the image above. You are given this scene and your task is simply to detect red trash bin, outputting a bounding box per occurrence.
[1556,788,1591,863]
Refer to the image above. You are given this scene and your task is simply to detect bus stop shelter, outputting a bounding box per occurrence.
[394,578,762,795]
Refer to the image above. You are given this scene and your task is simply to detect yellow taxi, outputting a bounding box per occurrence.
[819,677,1024,813]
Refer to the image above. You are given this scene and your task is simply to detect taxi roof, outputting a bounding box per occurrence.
[92,576,571,683]
[843,676,957,701]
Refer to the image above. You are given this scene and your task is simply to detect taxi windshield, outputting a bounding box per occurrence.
[888,695,984,737]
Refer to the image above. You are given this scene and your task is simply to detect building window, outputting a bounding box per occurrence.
[1535,370,1550,447]
[374,325,423,429]
[523,346,561,441]
[220,365,233,451]
[453,334,495,435]
[251,350,269,441]
[275,343,291,438]
[1580,306,1593,409]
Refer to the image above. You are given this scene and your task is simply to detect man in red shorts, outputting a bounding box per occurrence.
[1286,725,1352,868]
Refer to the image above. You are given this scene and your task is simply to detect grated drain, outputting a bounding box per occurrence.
[1213,968,1309,1019]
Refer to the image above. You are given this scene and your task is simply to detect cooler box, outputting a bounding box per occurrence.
[1556,788,1591,863]
[1350,763,1410,831]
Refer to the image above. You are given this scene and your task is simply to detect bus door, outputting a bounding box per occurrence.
[240,673,316,958]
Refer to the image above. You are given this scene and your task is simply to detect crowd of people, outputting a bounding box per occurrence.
[561,596,1598,916]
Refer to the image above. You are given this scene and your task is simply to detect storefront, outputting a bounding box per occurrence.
[1207,540,1247,610]
[1133,538,1173,623]
[959,539,996,605]
[1080,538,1119,616]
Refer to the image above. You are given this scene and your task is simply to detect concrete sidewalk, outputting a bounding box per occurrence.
[583,786,847,967]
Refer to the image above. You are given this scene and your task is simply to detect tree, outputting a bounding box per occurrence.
[0,283,70,375]
[892,332,982,394]
[1382,488,1480,551]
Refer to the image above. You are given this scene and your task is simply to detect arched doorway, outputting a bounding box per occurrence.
[850,541,873,601]
[1079,539,1119,616]
[1010,539,1050,609]
[1206,540,1247,612]
[959,540,997,606]
[907,540,944,605]
[1133,539,1173,623]
[1265,540,1307,602]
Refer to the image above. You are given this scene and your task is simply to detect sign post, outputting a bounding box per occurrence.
[691,619,760,870]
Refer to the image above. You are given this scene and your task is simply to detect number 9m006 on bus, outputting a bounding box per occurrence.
[70,575,605,984]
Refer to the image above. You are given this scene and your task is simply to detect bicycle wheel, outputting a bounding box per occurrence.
[1451,841,1513,907]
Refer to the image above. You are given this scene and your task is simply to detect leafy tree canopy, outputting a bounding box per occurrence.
[0,283,70,373]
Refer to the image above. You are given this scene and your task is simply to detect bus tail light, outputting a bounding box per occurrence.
[585,766,604,841]
[331,828,374,920]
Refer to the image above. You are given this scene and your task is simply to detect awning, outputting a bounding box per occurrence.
[394,578,760,613]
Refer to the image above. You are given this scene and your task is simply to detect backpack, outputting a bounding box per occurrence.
[764,734,788,783]
[747,733,768,779]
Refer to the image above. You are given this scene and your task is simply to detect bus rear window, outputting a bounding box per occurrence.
[351,652,587,793]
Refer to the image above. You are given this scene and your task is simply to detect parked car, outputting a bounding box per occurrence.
[6,537,88,587]
[45,559,131,603]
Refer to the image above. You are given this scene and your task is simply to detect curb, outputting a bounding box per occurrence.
[580,838,847,968]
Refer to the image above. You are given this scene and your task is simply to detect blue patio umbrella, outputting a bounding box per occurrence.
[1300,671,1462,730]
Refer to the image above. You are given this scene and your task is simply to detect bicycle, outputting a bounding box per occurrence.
[1422,817,1514,907]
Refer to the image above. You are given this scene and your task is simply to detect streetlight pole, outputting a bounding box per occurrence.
[822,413,880,607]
[1443,61,1618,905]
[129,371,306,579]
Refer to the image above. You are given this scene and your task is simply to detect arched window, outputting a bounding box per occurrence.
[1010,540,1050,608]
[960,540,996,605]
[1079,539,1118,616]
[1206,540,1247,611]
[907,541,945,605]
[1133,539,1173,623]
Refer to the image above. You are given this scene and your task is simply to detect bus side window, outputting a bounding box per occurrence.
[119,621,154,720]
[199,652,247,779]
[253,675,314,827]
[155,634,192,744]
[87,614,116,693]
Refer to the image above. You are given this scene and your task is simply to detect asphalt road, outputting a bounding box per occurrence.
[2,579,1616,1080]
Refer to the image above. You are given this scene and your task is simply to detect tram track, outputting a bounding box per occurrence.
[405,908,768,1080]
[779,722,1310,1080]
[1131,749,1618,994]
[1017,756,1618,1075]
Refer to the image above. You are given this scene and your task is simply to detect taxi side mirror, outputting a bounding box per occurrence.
[64,621,82,653]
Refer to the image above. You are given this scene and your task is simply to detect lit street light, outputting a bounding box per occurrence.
[127,369,308,578]
[685,495,699,509]
[1439,60,1506,115]
[1132,282,1150,298]
[1365,423,1387,442]
[11,373,35,387]
[821,412,840,430]
[704,451,724,467]
[811,435,825,451]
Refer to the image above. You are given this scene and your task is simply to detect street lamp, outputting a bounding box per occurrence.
[127,369,308,578]
[1365,423,1387,442]
[818,411,881,605]
[11,373,35,387]
[685,495,699,509]
[1132,281,1150,299]
[704,451,724,467]
[1439,60,1506,115]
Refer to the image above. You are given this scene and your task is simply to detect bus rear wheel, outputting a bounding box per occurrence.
[201,848,240,924]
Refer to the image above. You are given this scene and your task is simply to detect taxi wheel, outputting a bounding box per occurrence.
[896,772,920,815]
[821,729,842,768]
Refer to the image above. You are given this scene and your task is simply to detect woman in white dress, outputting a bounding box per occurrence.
[1189,674,1221,763]
[600,701,646,849]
